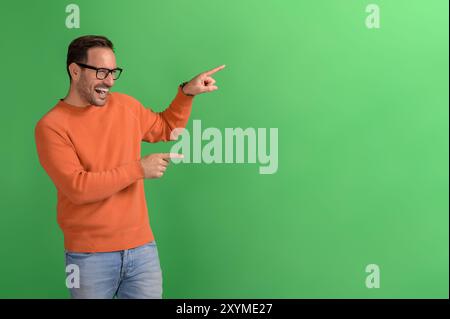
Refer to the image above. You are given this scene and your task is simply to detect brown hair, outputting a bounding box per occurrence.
[66,35,114,80]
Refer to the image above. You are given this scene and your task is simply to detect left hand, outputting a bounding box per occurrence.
[182,65,226,96]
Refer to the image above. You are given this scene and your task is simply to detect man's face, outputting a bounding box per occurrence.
[74,47,117,106]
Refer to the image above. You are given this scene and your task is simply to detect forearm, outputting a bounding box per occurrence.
[60,160,144,204]
[35,123,145,205]
[143,86,194,142]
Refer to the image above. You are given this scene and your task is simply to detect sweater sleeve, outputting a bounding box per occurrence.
[135,86,194,143]
[35,122,144,205]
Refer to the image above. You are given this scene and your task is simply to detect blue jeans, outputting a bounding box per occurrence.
[64,240,163,299]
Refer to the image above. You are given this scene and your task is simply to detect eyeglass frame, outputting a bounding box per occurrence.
[75,62,123,80]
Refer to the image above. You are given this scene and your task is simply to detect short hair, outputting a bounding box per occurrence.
[66,35,114,80]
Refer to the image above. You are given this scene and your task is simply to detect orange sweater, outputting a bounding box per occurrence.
[35,87,193,252]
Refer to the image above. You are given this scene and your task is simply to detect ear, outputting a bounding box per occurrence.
[68,62,80,81]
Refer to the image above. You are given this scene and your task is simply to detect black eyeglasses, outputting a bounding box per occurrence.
[75,62,123,80]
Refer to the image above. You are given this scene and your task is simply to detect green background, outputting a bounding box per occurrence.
[0,0,448,298]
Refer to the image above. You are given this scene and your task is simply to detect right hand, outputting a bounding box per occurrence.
[140,153,184,179]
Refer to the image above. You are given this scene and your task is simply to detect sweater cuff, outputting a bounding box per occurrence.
[127,159,145,180]
[176,86,195,105]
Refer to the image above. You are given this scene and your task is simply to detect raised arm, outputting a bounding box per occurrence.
[138,65,226,143]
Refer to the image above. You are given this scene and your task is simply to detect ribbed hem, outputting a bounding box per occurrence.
[63,224,154,253]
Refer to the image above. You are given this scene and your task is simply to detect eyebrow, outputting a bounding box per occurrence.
[77,63,121,71]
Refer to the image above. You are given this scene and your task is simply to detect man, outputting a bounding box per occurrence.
[34,35,224,299]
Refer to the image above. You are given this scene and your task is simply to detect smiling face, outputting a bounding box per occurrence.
[70,47,117,106]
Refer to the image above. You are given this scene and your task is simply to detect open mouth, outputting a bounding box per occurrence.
[94,87,109,99]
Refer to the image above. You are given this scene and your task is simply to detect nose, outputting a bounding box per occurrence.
[104,72,115,87]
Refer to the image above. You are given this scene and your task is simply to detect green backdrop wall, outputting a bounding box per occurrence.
[0,0,448,298]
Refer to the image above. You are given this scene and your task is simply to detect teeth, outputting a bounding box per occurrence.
[96,88,108,94]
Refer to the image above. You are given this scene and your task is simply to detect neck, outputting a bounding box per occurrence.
[63,85,90,107]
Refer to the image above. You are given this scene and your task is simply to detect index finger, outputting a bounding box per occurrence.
[204,64,226,76]
[161,153,184,160]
